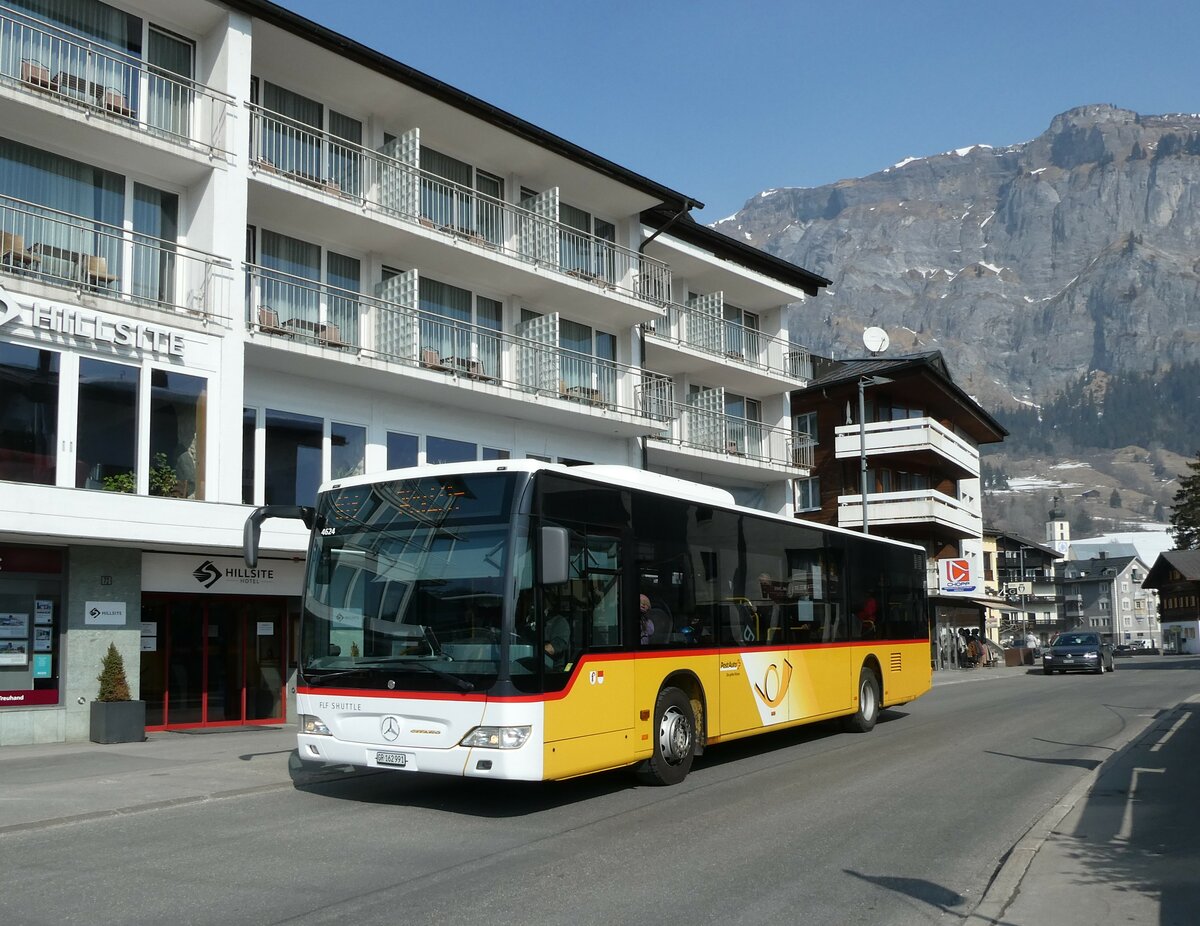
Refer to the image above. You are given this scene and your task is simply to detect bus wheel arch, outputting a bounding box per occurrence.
[660,669,707,754]
[638,675,705,786]
[844,658,882,733]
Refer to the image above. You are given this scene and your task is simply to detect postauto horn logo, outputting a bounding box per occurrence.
[193,561,223,589]
[940,558,977,594]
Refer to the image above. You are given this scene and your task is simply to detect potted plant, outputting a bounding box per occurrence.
[89,642,146,743]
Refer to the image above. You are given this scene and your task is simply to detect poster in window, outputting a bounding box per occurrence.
[33,626,52,652]
[0,613,30,638]
[0,639,28,665]
[32,654,52,678]
[35,600,54,625]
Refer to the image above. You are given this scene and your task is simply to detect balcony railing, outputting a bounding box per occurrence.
[837,488,982,537]
[645,404,812,469]
[1,194,233,321]
[835,416,980,476]
[246,105,670,305]
[0,7,234,157]
[245,264,673,421]
[646,303,812,381]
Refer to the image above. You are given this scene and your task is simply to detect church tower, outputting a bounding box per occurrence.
[1045,492,1070,556]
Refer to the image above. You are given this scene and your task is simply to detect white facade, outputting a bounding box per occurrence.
[0,0,823,744]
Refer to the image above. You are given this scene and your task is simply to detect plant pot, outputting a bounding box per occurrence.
[89,700,146,744]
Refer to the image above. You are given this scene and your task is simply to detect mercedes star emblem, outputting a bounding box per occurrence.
[381,715,401,742]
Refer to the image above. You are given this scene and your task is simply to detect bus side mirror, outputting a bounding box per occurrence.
[243,505,316,567]
[539,526,570,585]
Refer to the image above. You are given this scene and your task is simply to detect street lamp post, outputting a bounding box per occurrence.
[857,375,892,534]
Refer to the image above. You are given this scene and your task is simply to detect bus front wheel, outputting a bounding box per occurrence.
[844,666,880,733]
[638,686,696,785]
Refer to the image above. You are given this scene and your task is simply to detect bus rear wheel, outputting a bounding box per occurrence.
[638,686,696,785]
[844,666,880,733]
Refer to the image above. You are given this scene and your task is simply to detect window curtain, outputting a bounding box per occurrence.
[260,229,320,326]
[559,202,591,274]
[418,277,471,360]
[10,0,141,54]
[326,250,360,342]
[147,27,193,138]
[262,82,322,178]
[328,110,362,194]
[132,182,177,306]
[0,136,122,281]
[420,147,472,229]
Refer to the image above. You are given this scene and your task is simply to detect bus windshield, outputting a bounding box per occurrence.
[301,472,522,692]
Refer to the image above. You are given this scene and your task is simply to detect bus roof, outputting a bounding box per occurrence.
[323,460,926,554]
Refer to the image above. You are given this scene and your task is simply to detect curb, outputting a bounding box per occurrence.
[963,708,1163,924]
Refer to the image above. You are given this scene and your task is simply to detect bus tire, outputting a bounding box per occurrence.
[638,686,696,785]
[843,666,880,733]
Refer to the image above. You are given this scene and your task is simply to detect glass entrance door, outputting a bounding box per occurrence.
[140,596,287,729]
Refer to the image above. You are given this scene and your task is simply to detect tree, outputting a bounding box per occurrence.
[1169,451,1200,549]
[1109,489,1123,509]
[96,643,131,702]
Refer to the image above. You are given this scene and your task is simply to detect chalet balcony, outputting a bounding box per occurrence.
[836,488,982,538]
[246,106,671,311]
[245,264,674,433]
[644,402,813,478]
[834,417,980,479]
[1,194,233,321]
[0,7,234,160]
[644,300,812,393]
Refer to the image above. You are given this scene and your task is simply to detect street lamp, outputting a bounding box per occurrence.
[857,375,892,534]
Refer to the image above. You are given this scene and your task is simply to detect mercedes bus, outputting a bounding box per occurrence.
[244,460,931,785]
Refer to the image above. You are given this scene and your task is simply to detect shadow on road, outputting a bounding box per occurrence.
[843,867,965,914]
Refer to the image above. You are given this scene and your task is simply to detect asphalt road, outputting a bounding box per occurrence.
[5,657,1198,926]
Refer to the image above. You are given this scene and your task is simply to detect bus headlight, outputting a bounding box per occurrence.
[460,725,532,749]
[299,714,331,736]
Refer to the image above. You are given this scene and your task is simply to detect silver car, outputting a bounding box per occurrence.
[1042,632,1114,675]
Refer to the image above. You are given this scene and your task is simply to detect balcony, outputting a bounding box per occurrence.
[246,106,670,314]
[0,7,234,161]
[644,300,812,394]
[245,264,674,433]
[837,488,982,538]
[644,403,813,479]
[1,194,232,322]
[834,417,980,479]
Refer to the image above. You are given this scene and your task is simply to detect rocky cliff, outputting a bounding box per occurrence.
[716,105,1200,413]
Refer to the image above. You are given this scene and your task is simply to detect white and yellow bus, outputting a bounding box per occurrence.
[245,461,931,785]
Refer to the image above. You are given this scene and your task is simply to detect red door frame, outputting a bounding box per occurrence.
[143,594,287,731]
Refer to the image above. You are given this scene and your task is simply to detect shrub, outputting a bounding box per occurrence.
[97,642,131,702]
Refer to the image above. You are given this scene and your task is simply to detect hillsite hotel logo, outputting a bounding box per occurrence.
[0,283,185,357]
[193,561,223,589]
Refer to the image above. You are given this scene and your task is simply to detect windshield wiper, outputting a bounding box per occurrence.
[308,658,475,692]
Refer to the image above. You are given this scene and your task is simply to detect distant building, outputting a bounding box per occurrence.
[1142,550,1200,654]
[983,530,1063,646]
[1060,553,1158,646]
[790,350,1007,668]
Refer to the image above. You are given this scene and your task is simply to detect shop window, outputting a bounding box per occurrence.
[264,409,322,505]
[331,422,365,479]
[386,431,417,470]
[0,342,59,485]
[482,447,510,460]
[149,369,206,499]
[427,435,475,464]
[77,358,138,491]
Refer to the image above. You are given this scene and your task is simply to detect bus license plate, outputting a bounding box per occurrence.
[375,751,408,768]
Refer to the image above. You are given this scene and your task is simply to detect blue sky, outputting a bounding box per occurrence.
[279,0,1200,223]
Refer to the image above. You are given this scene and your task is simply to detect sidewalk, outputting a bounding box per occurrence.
[968,693,1200,925]
[0,724,306,834]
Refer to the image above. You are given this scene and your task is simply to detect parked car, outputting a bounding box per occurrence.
[1042,632,1115,675]
[1113,644,1135,658]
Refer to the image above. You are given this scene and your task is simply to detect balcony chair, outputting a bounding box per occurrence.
[257,306,290,335]
[421,347,448,371]
[1,232,39,270]
[82,255,119,288]
[20,59,51,90]
[100,88,133,118]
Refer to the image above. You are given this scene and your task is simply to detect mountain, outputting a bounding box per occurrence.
[717,104,1200,416]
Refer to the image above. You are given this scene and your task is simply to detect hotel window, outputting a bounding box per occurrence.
[427,436,475,464]
[264,409,322,506]
[331,422,365,480]
[0,342,59,485]
[76,358,138,491]
[724,392,763,456]
[559,202,616,282]
[560,318,616,400]
[723,302,761,360]
[795,476,820,512]
[256,82,362,194]
[242,408,256,504]
[386,431,418,470]
[794,411,818,446]
[149,369,206,499]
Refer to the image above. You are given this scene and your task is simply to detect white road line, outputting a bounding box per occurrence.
[1150,712,1190,753]
[1115,767,1164,842]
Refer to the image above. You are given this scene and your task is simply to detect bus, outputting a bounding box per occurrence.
[244,460,931,785]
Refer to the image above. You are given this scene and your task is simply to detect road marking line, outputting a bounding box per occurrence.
[1150,712,1190,752]
[1115,767,1164,842]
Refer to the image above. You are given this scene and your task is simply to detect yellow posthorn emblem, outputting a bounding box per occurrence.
[754,658,793,708]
